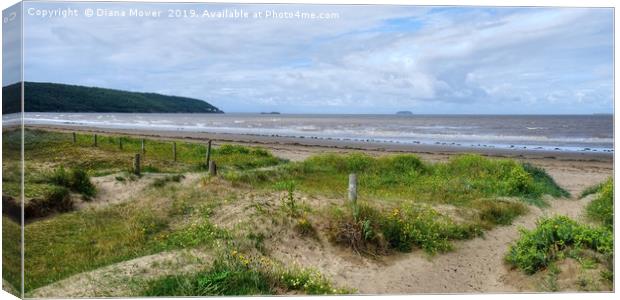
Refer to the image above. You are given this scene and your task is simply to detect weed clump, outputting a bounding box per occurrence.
[327,203,482,255]
[49,166,96,198]
[586,178,613,229]
[274,180,299,216]
[506,216,613,274]
[474,199,528,227]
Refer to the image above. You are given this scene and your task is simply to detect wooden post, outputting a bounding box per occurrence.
[72,132,76,144]
[206,140,212,166]
[119,137,123,150]
[172,142,177,161]
[348,173,357,204]
[141,139,145,154]
[94,134,98,147]
[133,154,141,176]
[209,161,217,176]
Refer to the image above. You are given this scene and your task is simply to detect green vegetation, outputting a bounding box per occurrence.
[475,199,528,226]
[50,166,97,198]
[3,82,222,114]
[1,129,585,295]
[23,197,227,291]
[506,177,614,291]
[226,153,568,207]
[506,216,613,275]
[2,216,21,297]
[586,178,613,229]
[142,251,349,296]
[327,202,484,255]
[0,129,284,292]
[1,129,283,200]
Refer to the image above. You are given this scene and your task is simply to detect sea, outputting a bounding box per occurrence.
[14,113,614,153]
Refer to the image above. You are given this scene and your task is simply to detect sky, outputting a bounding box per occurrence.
[5,2,614,114]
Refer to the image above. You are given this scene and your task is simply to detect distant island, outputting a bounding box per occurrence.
[396,111,413,115]
[2,82,223,114]
[260,112,281,115]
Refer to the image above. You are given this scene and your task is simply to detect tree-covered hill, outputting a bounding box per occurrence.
[2,82,223,114]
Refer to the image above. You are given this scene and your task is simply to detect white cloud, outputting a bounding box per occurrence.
[19,3,613,114]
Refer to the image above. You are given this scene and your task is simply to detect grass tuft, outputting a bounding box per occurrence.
[142,251,348,296]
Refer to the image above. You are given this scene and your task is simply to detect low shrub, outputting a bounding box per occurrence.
[48,166,96,198]
[69,169,96,198]
[380,205,482,253]
[506,216,613,274]
[327,203,482,255]
[586,178,613,229]
[49,166,70,187]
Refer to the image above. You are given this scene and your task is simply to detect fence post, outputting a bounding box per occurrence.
[348,173,357,204]
[209,161,217,176]
[72,132,76,144]
[172,142,177,161]
[94,134,98,147]
[206,140,212,166]
[141,139,145,154]
[133,154,141,176]
[119,137,123,150]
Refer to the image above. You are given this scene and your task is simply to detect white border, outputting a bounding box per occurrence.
[0,1,617,300]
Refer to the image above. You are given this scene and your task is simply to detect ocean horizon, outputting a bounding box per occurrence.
[11,112,613,154]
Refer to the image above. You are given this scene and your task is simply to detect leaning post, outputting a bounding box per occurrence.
[94,134,98,147]
[72,132,77,144]
[206,140,212,166]
[119,137,123,150]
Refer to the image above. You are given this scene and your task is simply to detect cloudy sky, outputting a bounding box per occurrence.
[9,2,614,114]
